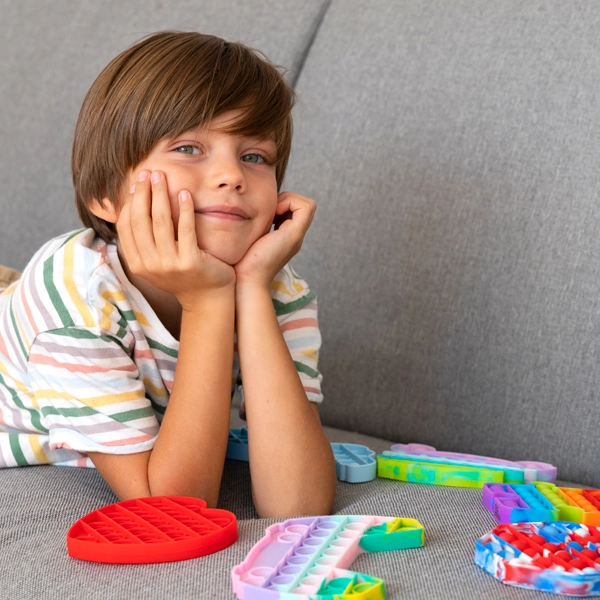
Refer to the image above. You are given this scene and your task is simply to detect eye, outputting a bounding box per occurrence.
[173,144,201,155]
[240,153,266,164]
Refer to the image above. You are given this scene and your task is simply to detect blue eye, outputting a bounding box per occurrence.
[241,154,265,164]
[174,145,201,155]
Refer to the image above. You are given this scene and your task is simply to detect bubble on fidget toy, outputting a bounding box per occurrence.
[475,522,600,596]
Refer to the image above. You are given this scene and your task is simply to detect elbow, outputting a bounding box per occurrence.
[254,474,337,519]
[148,476,220,507]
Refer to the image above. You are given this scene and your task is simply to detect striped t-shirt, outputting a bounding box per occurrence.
[0,229,322,468]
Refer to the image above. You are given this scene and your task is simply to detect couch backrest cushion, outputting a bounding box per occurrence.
[0,0,329,269]
[286,0,600,485]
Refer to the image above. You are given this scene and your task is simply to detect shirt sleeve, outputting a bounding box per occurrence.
[27,327,159,455]
[271,265,323,403]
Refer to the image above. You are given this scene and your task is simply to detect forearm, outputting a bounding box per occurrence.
[147,290,235,505]
[236,284,336,517]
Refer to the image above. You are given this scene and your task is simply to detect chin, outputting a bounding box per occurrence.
[201,244,246,266]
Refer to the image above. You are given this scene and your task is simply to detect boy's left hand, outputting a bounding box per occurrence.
[234,192,316,288]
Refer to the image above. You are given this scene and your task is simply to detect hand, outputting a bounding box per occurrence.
[234,191,316,288]
[117,170,236,311]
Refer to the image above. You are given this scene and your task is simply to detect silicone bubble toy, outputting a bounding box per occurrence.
[231,514,424,599]
[330,443,377,483]
[377,443,556,488]
[475,521,600,596]
[227,426,250,461]
[483,482,600,526]
[67,496,237,563]
[227,427,377,484]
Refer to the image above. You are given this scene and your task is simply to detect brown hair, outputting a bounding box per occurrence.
[72,31,296,242]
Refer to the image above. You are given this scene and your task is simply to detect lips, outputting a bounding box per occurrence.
[195,205,250,221]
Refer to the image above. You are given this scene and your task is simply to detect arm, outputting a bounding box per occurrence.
[89,171,235,505]
[234,193,336,517]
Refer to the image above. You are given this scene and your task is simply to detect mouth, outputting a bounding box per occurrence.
[195,204,250,221]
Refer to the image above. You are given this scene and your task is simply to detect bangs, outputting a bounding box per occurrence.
[124,35,295,179]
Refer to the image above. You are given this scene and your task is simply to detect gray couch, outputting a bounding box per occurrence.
[1,1,599,598]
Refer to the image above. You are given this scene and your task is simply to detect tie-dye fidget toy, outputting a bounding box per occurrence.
[67,496,237,563]
[483,482,600,525]
[231,515,424,599]
[377,443,557,488]
[475,521,600,596]
[227,427,377,483]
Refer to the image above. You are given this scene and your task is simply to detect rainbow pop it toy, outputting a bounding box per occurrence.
[475,521,600,596]
[227,427,377,483]
[231,514,424,599]
[67,496,237,563]
[377,443,556,488]
[483,482,600,526]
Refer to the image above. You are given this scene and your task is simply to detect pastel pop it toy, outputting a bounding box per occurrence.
[377,443,556,488]
[231,514,424,599]
[331,443,377,483]
[67,496,237,563]
[484,483,600,526]
[475,521,600,596]
[227,427,377,484]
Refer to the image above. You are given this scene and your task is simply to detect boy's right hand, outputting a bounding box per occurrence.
[117,170,235,312]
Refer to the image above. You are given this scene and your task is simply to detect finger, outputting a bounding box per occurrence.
[275,194,316,232]
[149,170,177,256]
[129,170,159,263]
[116,179,142,271]
[176,190,200,256]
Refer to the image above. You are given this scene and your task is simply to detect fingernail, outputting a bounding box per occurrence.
[179,190,190,202]
[151,171,162,184]
[137,170,149,182]
[129,184,136,193]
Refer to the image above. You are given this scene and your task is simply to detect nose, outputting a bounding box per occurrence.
[209,154,245,192]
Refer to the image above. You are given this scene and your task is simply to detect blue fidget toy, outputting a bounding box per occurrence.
[331,443,377,483]
[226,427,249,462]
[226,427,377,483]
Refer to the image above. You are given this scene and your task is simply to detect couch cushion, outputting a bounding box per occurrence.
[0,0,329,270]
[0,425,574,600]
[286,0,600,486]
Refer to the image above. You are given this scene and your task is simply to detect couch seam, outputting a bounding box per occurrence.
[291,0,334,89]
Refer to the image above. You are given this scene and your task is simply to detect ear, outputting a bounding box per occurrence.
[89,198,119,223]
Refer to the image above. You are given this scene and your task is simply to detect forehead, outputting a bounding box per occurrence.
[173,110,277,145]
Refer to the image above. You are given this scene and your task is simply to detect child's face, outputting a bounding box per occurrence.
[125,110,279,265]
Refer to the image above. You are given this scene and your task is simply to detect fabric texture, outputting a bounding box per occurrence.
[286,0,600,486]
[0,229,322,467]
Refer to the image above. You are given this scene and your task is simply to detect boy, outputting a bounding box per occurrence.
[0,32,336,518]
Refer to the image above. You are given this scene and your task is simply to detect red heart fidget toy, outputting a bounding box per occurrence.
[67,496,238,563]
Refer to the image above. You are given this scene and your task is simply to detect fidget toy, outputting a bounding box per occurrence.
[227,426,249,461]
[483,482,600,526]
[377,442,556,488]
[67,496,237,563]
[231,514,424,599]
[227,427,377,483]
[475,521,600,596]
[330,443,377,483]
